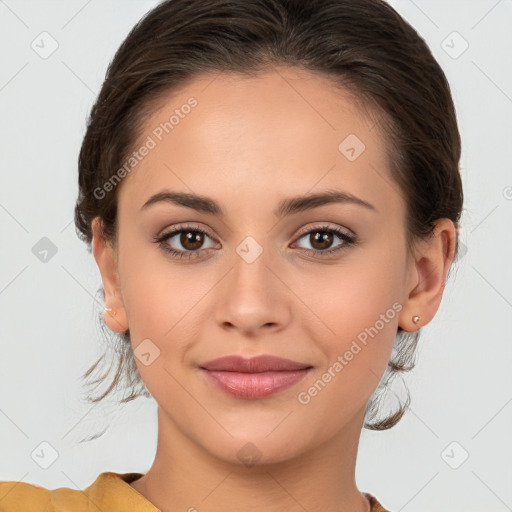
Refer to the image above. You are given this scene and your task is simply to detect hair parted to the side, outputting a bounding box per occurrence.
[74,0,463,432]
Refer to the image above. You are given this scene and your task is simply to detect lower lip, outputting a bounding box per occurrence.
[200,368,312,399]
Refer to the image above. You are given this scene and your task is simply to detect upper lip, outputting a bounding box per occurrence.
[200,355,312,373]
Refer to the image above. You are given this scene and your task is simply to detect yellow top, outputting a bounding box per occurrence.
[0,472,391,511]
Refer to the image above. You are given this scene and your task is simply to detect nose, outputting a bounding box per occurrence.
[213,252,292,336]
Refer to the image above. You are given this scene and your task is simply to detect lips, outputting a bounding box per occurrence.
[199,355,313,399]
[200,355,312,373]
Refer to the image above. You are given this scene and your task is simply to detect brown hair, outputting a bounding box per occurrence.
[75,0,463,431]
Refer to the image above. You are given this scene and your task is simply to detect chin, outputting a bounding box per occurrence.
[199,431,312,469]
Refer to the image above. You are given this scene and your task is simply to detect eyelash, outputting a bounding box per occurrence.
[153,223,357,261]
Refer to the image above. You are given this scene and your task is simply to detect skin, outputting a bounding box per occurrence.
[91,66,456,512]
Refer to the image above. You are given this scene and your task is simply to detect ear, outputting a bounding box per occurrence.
[398,218,458,332]
[91,217,129,333]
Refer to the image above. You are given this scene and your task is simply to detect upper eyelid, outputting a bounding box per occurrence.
[294,223,353,238]
[160,223,215,238]
[159,223,353,244]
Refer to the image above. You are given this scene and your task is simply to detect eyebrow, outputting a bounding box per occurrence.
[140,189,376,217]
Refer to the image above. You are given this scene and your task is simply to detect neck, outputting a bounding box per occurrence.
[130,406,371,512]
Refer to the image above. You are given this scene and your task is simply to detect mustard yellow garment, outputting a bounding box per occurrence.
[0,471,391,511]
[0,472,158,511]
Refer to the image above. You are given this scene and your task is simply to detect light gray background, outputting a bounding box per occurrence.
[0,1,511,511]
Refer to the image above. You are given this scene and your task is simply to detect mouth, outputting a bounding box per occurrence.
[199,354,313,399]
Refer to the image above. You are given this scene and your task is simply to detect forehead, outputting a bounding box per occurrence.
[118,67,395,213]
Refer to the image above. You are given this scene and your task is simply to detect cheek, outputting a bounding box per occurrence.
[118,246,217,372]
[298,249,404,373]
[294,263,402,423]
[308,245,402,319]
[119,263,201,398]
[327,269,400,342]
[118,234,186,334]
[122,269,201,341]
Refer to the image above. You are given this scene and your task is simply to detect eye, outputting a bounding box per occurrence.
[153,223,357,261]
[292,225,357,257]
[153,223,218,260]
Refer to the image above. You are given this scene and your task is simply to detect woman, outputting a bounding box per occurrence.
[0,0,463,510]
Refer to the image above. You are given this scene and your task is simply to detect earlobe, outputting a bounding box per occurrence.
[398,218,457,332]
[91,217,129,333]
[103,304,128,333]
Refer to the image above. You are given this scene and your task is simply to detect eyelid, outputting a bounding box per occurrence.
[291,224,356,254]
[157,222,217,240]
[157,222,353,244]
[154,221,357,259]
[294,222,354,239]
[153,222,220,253]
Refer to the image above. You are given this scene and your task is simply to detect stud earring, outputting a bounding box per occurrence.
[105,307,117,316]
[412,315,420,325]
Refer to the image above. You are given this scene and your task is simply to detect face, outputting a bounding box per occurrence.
[94,67,423,465]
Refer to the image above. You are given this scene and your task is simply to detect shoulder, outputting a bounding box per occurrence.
[0,471,151,512]
[0,478,84,511]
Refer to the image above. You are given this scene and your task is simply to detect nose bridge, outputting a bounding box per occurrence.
[215,233,291,331]
[231,234,278,301]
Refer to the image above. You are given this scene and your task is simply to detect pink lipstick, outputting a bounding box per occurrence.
[199,355,312,399]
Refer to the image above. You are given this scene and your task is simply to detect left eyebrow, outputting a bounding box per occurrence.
[140,189,377,217]
[274,189,377,217]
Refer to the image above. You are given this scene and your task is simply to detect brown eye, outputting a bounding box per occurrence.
[153,223,357,261]
[308,230,335,251]
[179,230,205,251]
[293,225,356,258]
[153,224,217,259]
